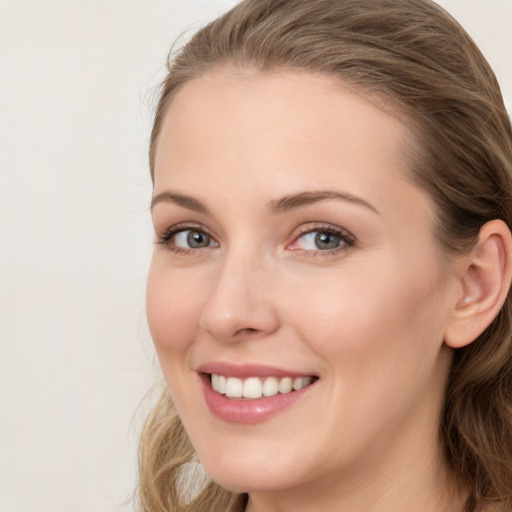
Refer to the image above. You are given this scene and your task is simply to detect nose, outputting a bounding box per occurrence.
[199,251,280,343]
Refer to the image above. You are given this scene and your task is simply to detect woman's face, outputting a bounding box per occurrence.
[147,69,459,499]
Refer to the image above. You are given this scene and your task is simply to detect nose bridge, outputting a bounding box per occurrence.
[199,245,279,341]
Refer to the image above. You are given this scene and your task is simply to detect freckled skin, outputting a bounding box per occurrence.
[147,69,462,512]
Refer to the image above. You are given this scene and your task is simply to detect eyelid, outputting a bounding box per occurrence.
[154,221,356,257]
[287,223,356,254]
[155,222,218,251]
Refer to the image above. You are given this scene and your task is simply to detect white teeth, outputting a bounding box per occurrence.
[278,377,293,394]
[262,376,279,397]
[225,377,243,398]
[293,376,312,390]
[211,374,314,399]
[218,375,226,394]
[243,377,263,399]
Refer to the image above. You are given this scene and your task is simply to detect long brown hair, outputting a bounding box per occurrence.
[138,1,512,510]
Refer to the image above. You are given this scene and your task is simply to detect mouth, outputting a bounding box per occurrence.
[207,373,318,400]
[197,363,319,423]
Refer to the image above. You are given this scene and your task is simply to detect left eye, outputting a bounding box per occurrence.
[288,227,354,252]
[174,229,215,249]
[296,231,342,250]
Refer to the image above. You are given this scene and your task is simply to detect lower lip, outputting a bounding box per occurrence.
[200,374,316,424]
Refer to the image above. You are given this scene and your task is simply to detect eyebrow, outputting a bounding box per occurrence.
[268,190,380,215]
[150,189,379,216]
[150,191,211,214]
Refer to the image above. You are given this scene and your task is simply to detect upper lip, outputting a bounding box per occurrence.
[196,362,317,379]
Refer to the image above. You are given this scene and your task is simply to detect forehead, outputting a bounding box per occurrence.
[158,67,412,159]
[153,68,430,222]
[159,67,409,143]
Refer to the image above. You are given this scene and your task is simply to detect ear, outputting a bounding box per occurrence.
[444,219,512,349]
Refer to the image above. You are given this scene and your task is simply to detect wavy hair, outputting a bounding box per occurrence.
[138,1,512,510]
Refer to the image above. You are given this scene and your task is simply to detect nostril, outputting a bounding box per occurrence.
[235,327,260,337]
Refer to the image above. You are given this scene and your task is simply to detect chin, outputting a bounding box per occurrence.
[206,463,297,494]
[193,434,316,495]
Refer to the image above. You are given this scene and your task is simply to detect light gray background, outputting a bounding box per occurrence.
[0,1,510,511]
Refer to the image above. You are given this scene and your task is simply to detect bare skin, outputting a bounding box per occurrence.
[148,68,511,512]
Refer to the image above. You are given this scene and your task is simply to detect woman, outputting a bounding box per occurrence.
[138,0,512,510]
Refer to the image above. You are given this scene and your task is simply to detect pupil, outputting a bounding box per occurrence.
[315,232,340,250]
[187,231,210,248]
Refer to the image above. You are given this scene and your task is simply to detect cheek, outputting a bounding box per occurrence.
[281,264,452,447]
[284,261,449,369]
[146,259,202,358]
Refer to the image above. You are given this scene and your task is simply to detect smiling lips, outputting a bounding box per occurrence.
[198,365,318,424]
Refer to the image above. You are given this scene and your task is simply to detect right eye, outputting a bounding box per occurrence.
[156,225,219,253]
[174,229,215,249]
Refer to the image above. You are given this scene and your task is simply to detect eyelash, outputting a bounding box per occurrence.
[156,223,218,255]
[155,223,356,257]
[288,224,356,257]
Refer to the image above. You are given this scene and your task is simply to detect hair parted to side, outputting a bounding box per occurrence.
[139,1,512,511]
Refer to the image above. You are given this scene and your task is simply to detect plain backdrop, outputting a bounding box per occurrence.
[0,1,510,511]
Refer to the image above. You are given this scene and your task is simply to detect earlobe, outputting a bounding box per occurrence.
[445,219,512,349]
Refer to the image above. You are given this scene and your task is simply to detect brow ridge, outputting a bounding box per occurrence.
[150,189,379,216]
[268,190,379,215]
[150,191,210,214]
